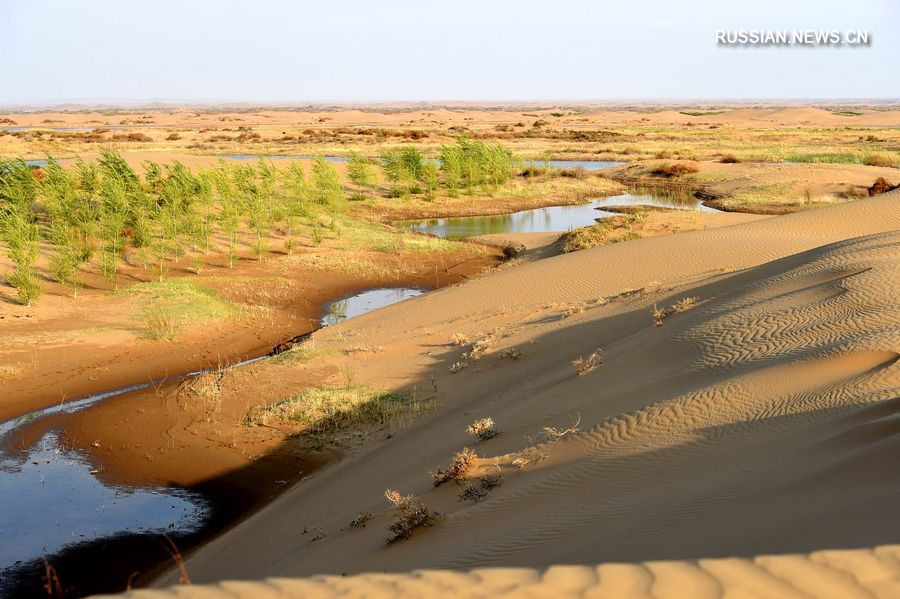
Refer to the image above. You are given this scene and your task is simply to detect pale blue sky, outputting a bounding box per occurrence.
[1,0,897,104]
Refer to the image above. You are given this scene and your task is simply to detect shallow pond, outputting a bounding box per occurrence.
[321,287,423,326]
[401,191,717,238]
[527,160,623,170]
[0,429,208,576]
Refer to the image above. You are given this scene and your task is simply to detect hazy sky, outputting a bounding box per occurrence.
[1,0,897,103]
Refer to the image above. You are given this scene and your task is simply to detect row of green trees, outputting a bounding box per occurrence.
[0,138,517,306]
[0,151,347,305]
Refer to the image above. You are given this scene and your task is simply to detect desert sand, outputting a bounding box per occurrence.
[85,190,898,596]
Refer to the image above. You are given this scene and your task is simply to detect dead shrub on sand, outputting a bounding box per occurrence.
[450,331,498,373]
[539,414,581,441]
[512,447,546,469]
[348,512,372,529]
[451,333,471,346]
[500,347,522,360]
[719,154,742,163]
[466,417,498,441]
[385,490,439,542]
[449,360,469,374]
[432,447,477,486]
[459,467,504,502]
[571,349,603,375]
[653,296,699,326]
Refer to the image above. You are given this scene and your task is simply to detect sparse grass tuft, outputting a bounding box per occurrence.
[118,279,231,341]
[385,490,439,542]
[466,417,498,441]
[432,447,477,486]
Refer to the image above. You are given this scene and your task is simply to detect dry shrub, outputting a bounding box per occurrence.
[112,132,152,142]
[653,296,699,326]
[719,154,742,163]
[868,177,898,196]
[459,467,504,502]
[500,347,522,360]
[385,490,439,542]
[166,132,182,141]
[466,417,498,441]
[432,448,477,486]
[451,333,470,346]
[348,512,371,529]
[571,349,603,375]
[449,361,468,374]
[512,447,546,469]
[652,162,700,177]
[540,414,581,440]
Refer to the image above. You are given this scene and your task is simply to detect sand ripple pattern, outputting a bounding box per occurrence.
[95,544,900,598]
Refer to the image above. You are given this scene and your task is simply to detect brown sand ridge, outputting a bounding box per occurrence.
[103,192,899,596]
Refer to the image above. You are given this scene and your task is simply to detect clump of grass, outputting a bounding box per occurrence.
[571,349,603,375]
[864,152,899,168]
[652,162,700,177]
[385,490,439,542]
[270,341,324,365]
[653,296,699,326]
[246,385,430,434]
[432,447,477,486]
[466,417,498,441]
[141,307,179,341]
[719,154,742,163]
[559,213,646,253]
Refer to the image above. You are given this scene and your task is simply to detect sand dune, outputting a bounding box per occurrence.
[128,192,899,595]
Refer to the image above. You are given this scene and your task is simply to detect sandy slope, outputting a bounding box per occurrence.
[135,192,899,593]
